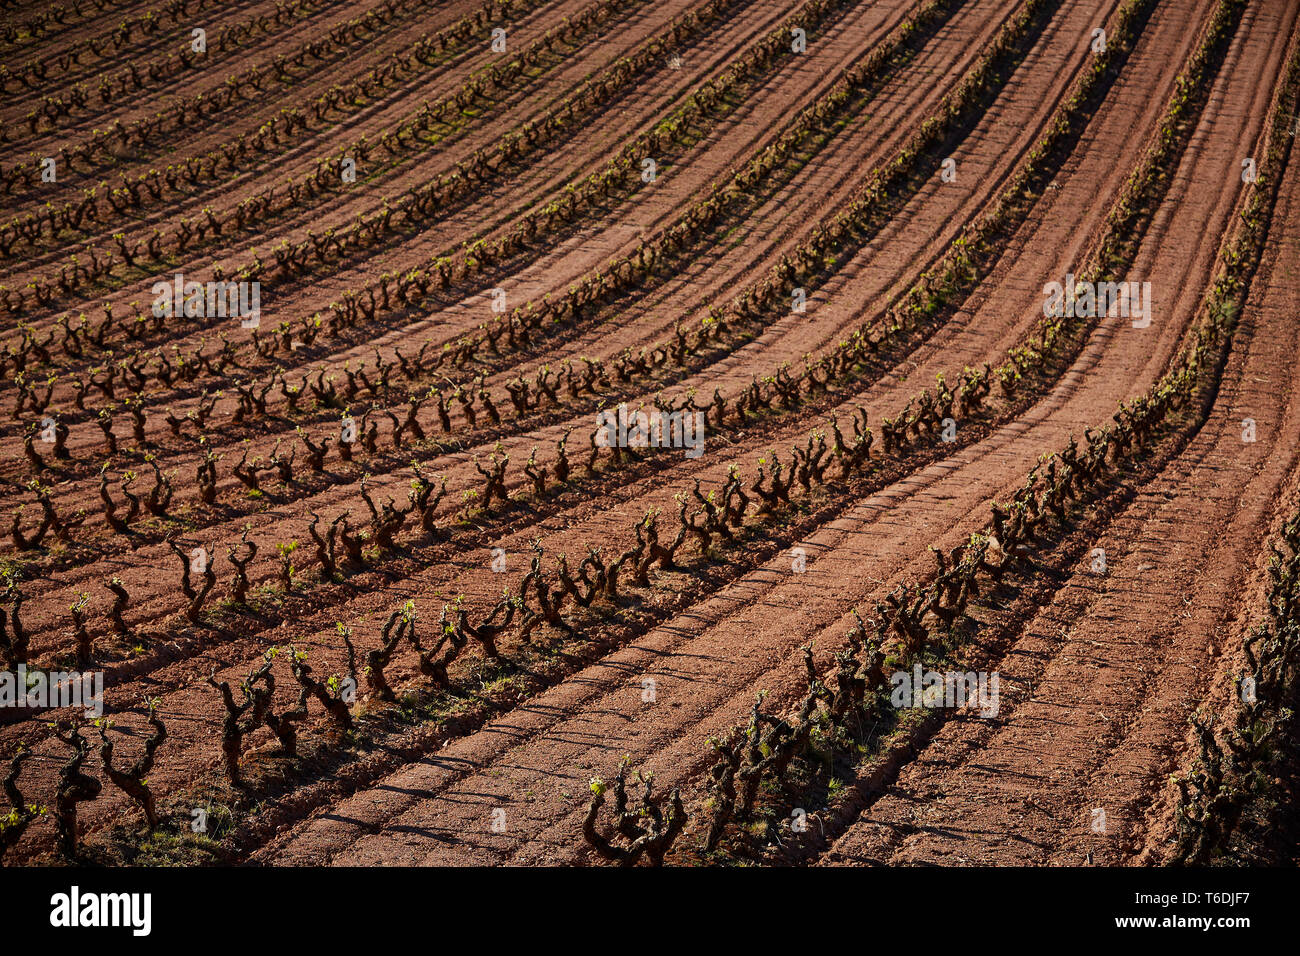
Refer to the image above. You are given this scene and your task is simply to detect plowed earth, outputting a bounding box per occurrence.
[1,0,1296,866]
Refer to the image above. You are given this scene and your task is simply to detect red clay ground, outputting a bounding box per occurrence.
[1,0,1297,867]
